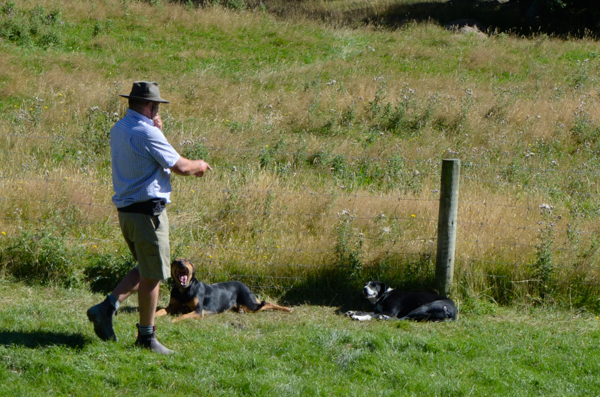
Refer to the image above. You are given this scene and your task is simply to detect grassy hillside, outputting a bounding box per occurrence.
[0,0,600,310]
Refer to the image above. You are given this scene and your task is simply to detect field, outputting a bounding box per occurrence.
[1,282,599,396]
[0,0,600,394]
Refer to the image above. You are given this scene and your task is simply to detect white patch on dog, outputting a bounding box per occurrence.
[345,311,374,321]
[364,285,379,304]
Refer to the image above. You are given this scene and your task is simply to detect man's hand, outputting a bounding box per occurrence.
[152,114,163,131]
[193,160,212,177]
[170,157,212,177]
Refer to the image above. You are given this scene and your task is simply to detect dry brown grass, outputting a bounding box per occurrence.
[1,0,600,306]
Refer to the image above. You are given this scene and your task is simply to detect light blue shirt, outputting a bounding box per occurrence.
[110,109,181,208]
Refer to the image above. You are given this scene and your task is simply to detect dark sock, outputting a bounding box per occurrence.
[138,324,154,336]
[107,294,120,310]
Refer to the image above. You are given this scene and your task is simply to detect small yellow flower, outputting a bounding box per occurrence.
[209,255,212,258]
[411,214,416,217]
[2,232,6,235]
[93,245,97,248]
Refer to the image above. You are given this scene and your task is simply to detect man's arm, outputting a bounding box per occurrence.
[170,157,212,177]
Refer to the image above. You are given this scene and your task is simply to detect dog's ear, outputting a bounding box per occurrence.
[170,259,182,279]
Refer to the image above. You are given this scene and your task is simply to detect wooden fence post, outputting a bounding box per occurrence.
[436,159,460,297]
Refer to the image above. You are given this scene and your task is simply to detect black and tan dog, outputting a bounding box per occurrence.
[156,259,291,322]
[345,281,457,322]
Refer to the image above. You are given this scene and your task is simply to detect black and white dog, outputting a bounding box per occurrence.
[345,281,457,321]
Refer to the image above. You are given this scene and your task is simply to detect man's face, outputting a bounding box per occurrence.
[150,102,159,118]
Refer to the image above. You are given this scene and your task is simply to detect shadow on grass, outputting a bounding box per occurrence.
[278,256,438,313]
[373,0,599,38]
[117,306,139,314]
[254,0,599,38]
[278,266,372,313]
[0,330,91,349]
[281,286,370,314]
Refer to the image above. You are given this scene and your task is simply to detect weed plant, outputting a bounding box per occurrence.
[0,0,599,311]
[0,2,62,48]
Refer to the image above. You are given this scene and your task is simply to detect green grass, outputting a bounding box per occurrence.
[0,281,599,396]
[2,2,600,394]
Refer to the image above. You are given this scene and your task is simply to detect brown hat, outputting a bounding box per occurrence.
[119,81,170,103]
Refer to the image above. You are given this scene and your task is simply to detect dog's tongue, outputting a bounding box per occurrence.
[179,275,188,285]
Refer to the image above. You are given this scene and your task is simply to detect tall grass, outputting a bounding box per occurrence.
[0,0,599,310]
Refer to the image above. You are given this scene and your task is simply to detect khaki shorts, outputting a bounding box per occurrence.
[118,210,170,280]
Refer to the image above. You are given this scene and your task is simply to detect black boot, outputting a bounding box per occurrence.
[87,297,117,341]
[134,325,174,355]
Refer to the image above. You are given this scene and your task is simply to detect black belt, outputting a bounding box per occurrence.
[117,199,166,216]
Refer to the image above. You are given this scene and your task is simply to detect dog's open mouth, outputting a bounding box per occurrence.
[176,268,189,286]
[363,286,379,302]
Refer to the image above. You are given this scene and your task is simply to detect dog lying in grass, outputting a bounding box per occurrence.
[156,259,291,322]
[345,281,457,321]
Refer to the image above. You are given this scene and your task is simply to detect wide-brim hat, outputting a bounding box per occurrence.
[119,81,170,103]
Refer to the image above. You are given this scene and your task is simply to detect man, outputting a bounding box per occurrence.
[87,81,211,354]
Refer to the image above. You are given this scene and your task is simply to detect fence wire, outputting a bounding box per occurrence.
[1,137,600,297]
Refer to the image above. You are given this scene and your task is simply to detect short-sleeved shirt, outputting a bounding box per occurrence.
[110,109,181,208]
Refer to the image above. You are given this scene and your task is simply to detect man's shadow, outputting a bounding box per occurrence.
[0,331,91,350]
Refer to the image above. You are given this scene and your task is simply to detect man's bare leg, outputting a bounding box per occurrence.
[137,276,159,326]
[134,276,173,354]
[111,267,140,304]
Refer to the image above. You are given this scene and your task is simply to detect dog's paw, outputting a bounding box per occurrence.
[346,311,372,321]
